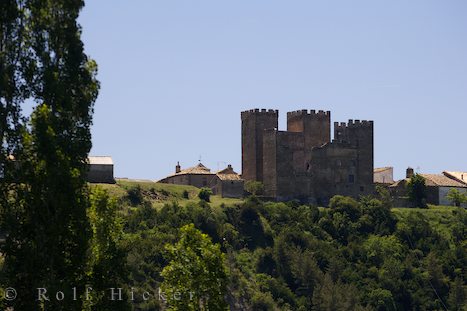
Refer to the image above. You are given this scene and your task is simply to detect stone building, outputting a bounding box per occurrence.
[443,171,467,186]
[241,108,374,204]
[390,168,467,207]
[158,162,244,198]
[374,167,394,185]
[159,162,214,188]
[86,156,115,184]
[211,165,245,198]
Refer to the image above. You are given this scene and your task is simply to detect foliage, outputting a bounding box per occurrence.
[407,174,427,207]
[0,0,99,309]
[375,185,393,209]
[161,224,228,310]
[446,188,467,207]
[127,185,144,205]
[86,187,130,311]
[117,189,466,310]
[312,273,362,311]
[245,180,264,196]
[198,187,213,202]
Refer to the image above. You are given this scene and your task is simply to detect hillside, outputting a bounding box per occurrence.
[94,179,243,209]
[90,180,466,310]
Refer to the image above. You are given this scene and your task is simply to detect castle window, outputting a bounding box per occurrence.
[351,160,356,167]
[348,174,355,183]
[336,160,342,167]
[360,186,364,192]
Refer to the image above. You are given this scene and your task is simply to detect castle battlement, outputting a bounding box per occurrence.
[334,119,373,130]
[241,108,278,114]
[287,109,330,118]
[241,108,278,120]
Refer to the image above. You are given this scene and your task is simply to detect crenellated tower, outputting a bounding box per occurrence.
[287,109,331,150]
[334,119,374,190]
[241,109,278,182]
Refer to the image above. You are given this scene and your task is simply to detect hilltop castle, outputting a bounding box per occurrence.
[241,109,374,204]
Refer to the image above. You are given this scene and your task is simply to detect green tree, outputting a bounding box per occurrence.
[448,277,466,311]
[407,174,427,208]
[86,187,130,311]
[363,235,402,267]
[0,0,25,165]
[312,274,361,311]
[245,180,264,196]
[0,1,99,309]
[446,189,467,207]
[375,185,393,209]
[161,224,228,310]
[198,187,213,202]
[367,288,396,311]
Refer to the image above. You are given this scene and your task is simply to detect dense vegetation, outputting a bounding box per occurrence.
[1,0,100,310]
[99,181,466,310]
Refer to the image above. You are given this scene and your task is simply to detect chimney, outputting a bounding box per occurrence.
[175,161,181,173]
[228,164,232,170]
[406,167,414,179]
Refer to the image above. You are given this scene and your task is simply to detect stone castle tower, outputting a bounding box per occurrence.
[241,108,374,204]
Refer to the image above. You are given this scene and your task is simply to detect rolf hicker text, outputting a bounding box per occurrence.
[18,287,195,302]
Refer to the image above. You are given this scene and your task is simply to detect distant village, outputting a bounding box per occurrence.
[87,109,467,207]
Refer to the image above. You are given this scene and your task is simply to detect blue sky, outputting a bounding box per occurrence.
[79,0,467,180]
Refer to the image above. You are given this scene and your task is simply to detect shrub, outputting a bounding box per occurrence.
[198,187,213,202]
[127,185,143,205]
[407,174,427,208]
[446,189,467,207]
[245,180,264,196]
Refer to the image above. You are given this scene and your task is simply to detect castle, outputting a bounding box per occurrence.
[241,109,374,204]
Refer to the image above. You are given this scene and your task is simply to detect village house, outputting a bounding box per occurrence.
[443,171,467,186]
[86,156,115,184]
[374,167,394,185]
[390,168,467,207]
[158,162,244,198]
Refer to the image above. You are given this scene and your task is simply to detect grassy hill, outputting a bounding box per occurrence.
[92,179,243,210]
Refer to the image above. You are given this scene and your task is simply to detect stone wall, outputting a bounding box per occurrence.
[163,174,216,188]
[219,180,245,198]
[310,141,360,205]
[241,109,278,182]
[334,120,374,192]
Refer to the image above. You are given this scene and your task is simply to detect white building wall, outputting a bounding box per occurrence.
[374,168,394,184]
[439,186,467,207]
